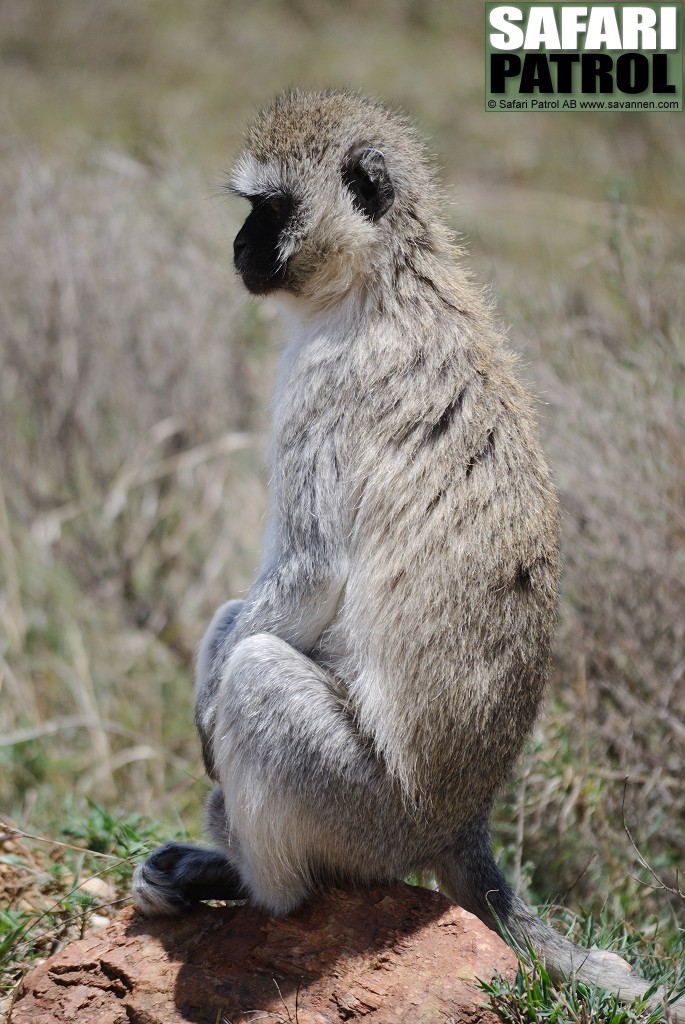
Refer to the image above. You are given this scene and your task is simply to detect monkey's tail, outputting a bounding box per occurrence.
[435,819,685,1022]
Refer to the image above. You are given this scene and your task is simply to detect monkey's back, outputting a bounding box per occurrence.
[325,309,560,825]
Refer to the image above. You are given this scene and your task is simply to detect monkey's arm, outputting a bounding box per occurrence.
[195,552,346,780]
[231,550,346,651]
[196,551,345,697]
[195,432,349,779]
[217,422,350,655]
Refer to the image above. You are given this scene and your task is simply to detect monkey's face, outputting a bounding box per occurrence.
[228,92,411,303]
[230,149,394,301]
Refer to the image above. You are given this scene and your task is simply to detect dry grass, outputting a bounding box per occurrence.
[488,200,685,919]
[0,142,272,822]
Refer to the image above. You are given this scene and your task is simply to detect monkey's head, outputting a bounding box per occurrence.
[228,89,441,306]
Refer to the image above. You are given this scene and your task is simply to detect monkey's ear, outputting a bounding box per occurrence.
[342,147,395,222]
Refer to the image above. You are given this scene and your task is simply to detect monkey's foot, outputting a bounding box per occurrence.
[132,841,248,916]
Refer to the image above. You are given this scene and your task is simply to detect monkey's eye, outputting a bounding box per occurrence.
[270,198,289,217]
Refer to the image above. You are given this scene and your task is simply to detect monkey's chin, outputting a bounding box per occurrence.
[237,270,290,297]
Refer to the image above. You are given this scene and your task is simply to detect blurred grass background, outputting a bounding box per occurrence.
[0,0,683,959]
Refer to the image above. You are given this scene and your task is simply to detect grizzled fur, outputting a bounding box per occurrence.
[133,91,683,1019]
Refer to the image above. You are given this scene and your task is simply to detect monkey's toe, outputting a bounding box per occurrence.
[132,859,194,917]
[132,841,248,916]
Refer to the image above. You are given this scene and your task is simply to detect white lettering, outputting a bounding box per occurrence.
[489,6,525,50]
[524,6,561,49]
[659,5,677,49]
[585,8,622,49]
[622,7,658,50]
[561,6,588,49]
[489,5,679,55]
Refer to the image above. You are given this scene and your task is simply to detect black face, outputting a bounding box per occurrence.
[233,195,294,295]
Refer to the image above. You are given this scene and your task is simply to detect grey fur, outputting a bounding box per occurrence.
[132,90,683,1020]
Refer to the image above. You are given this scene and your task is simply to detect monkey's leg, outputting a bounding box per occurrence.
[196,599,246,686]
[195,598,245,779]
[211,631,412,915]
[133,602,251,917]
[134,633,404,918]
[435,819,683,1017]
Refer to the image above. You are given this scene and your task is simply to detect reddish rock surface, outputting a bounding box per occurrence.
[10,883,516,1023]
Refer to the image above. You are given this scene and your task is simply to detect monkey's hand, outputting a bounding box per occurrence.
[132,842,248,916]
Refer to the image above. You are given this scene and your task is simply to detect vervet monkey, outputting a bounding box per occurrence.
[133,90,683,1018]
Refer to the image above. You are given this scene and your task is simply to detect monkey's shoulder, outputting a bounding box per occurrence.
[348,339,559,560]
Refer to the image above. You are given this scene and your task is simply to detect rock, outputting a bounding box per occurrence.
[10,882,517,1023]
[79,877,118,904]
